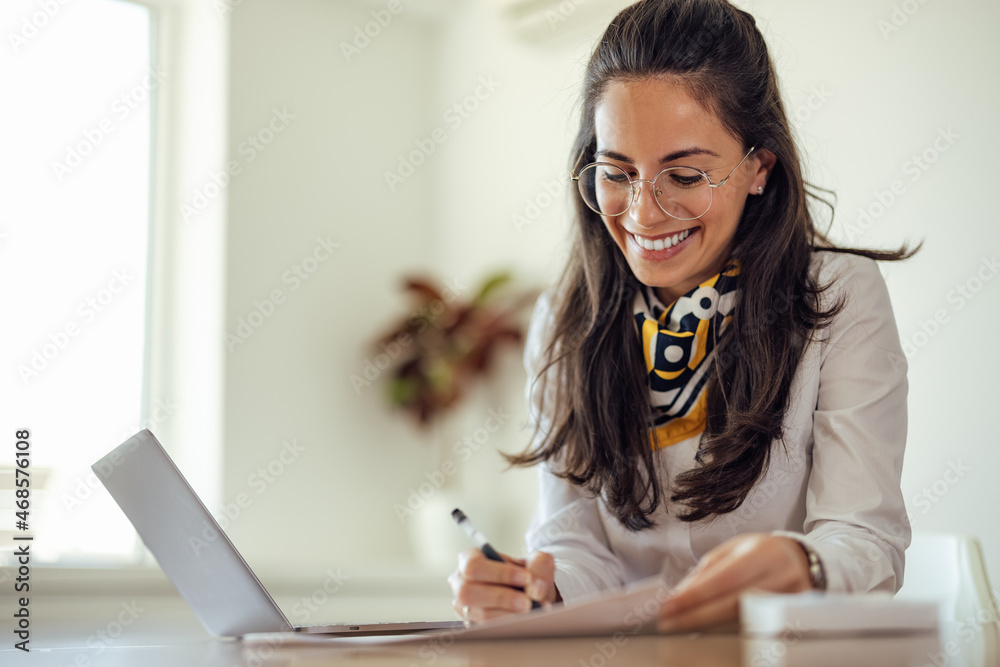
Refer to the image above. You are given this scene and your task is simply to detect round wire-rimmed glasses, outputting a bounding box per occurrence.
[570,146,756,221]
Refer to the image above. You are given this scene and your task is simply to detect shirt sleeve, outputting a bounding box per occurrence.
[520,291,628,600]
[775,253,910,594]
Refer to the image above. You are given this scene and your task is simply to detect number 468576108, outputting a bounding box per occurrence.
[15,429,30,528]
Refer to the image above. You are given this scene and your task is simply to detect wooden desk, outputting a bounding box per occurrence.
[6,593,998,666]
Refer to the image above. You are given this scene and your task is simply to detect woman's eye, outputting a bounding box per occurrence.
[601,171,630,184]
[670,175,702,187]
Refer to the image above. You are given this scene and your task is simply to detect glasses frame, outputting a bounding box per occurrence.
[570,145,757,220]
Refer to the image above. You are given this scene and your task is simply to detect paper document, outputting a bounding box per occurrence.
[457,574,668,640]
[245,576,670,646]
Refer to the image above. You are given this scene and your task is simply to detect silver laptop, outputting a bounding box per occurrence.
[93,429,463,637]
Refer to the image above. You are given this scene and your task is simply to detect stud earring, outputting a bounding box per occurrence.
[757,186,764,195]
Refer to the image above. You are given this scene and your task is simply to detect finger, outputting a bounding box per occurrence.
[467,605,532,624]
[664,550,768,616]
[671,531,761,594]
[454,601,525,625]
[659,569,796,633]
[676,537,809,601]
[458,548,530,588]
[690,539,740,573]
[477,546,526,568]
[524,551,558,603]
[453,581,534,615]
[672,540,740,591]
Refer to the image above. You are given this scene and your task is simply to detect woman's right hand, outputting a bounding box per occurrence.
[448,548,560,624]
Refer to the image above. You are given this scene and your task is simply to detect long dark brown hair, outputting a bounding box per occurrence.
[507,0,918,530]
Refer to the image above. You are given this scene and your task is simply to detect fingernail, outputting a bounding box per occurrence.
[529,580,547,600]
[511,570,529,586]
[518,596,532,612]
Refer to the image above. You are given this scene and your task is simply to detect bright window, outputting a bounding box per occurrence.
[1,0,154,564]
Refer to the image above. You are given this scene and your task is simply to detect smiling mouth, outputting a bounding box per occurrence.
[628,227,695,252]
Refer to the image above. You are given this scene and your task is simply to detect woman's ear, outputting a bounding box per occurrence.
[748,147,777,195]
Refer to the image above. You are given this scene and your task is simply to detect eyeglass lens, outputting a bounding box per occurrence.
[577,164,712,220]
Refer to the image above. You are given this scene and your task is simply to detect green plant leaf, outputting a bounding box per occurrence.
[389,377,418,406]
[472,271,512,306]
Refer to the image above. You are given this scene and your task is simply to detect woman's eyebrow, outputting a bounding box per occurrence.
[595,147,721,164]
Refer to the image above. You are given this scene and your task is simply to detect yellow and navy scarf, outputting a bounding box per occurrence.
[633,260,740,448]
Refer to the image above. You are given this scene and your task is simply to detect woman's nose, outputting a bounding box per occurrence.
[628,180,665,228]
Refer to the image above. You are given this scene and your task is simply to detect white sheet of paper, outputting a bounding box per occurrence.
[244,576,670,646]
[457,574,668,640]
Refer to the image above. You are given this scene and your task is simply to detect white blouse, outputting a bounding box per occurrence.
[522,250,910,600]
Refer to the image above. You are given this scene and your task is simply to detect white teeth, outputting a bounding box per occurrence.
[632,228,691,251]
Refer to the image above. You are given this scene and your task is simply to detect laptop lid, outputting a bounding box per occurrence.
[93,429,292,636]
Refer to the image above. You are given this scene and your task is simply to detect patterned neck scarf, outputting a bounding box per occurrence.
[633,260,741,449]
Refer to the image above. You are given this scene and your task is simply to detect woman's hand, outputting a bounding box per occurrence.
[448,548,560,624]
[658,534,813,633]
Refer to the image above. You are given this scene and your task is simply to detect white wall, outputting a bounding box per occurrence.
[223,0,442,581]
[742,0,1000,588]
[221,0,1000,591]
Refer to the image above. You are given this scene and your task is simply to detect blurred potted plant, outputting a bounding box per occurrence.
[373,271,538,427]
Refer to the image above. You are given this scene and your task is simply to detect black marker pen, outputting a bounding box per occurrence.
[451,508,542,610]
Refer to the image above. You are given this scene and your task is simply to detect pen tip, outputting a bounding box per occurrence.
[451,508,465,522]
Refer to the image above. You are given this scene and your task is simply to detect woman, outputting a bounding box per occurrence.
[449,0,915,632]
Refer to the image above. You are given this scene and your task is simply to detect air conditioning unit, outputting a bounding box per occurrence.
[487,0,616,40]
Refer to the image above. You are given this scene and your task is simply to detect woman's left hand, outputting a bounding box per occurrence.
[658,533,814,633]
